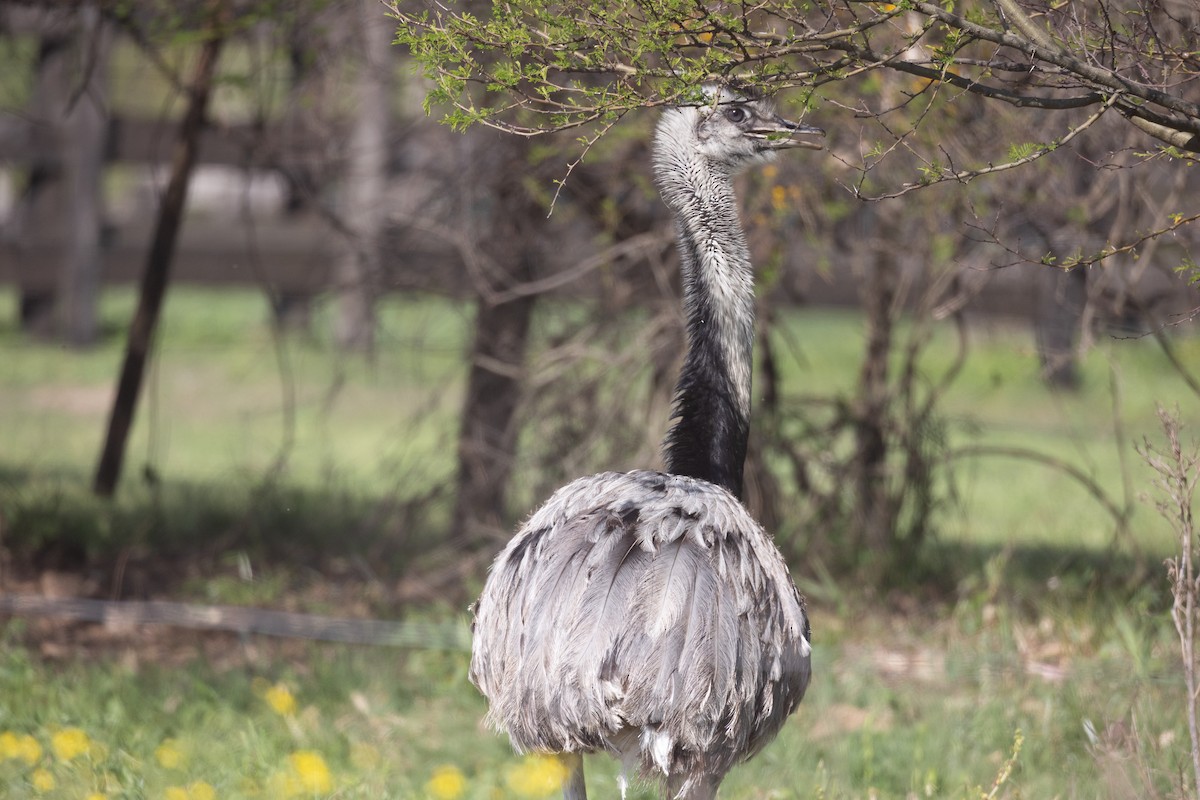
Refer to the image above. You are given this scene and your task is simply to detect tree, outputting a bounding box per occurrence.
[7,4,109,345]
[93,1,228,497]
[394,0,1198,232]
[393,0,1198,569]
[56,5,109,347]
[332,0,393,353]
[448,132,542,546]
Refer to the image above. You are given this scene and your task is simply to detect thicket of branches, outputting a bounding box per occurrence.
[395,2,1198,169]
[390,0,1200,571]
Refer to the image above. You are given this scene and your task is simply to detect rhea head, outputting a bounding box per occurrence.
[657,84,824,175]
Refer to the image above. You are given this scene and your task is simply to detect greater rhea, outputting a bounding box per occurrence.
[470,85,823,800]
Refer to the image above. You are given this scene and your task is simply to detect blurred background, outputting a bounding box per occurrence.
[1,0,1199,798]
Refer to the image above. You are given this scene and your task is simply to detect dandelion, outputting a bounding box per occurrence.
[505,754,569,798]
[164,782,217,800]
[15,733,43,765]
[85,794,107,800]
[0,731,19,759]
[31,768,55,792]
[263,683,297,717]
[425,764,467,800]
[188,780,217,800]
[288,750,333,793]
[155,739,186,770]
[52,726,92,761]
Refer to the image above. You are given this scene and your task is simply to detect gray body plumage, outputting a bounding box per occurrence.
[470,470,810,796]
[469,87,822,799]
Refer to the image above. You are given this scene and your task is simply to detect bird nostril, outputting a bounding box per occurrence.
[782,119,824,137]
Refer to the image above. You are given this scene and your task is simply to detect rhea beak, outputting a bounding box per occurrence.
[753,116,825,151]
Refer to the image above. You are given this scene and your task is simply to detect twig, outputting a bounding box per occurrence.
[859,93,1120,200]
[1142,410,1200,799]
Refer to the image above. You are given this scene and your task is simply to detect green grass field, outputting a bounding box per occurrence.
[0,607,1184,799]
[0,286,1197,798]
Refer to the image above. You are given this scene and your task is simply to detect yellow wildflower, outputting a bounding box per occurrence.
[288,750,333,793]
[31,768,55,792]
[263,683,297,717]
[189,780,217,800]
[165,787,190,800]
[16,734,43,765]
[86,794,108,800]
[426,764,467,800]
[0,731,19,759]
[505,754,569,798]
[52,726,91,761]
[155,739,186,770]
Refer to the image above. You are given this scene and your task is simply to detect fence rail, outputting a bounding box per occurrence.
[0,594,472,650]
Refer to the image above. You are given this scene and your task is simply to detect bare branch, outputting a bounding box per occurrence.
[909,0,1200,134]
[857,92,1120,200]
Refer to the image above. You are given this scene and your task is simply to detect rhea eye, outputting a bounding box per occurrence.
[724,106,748,124]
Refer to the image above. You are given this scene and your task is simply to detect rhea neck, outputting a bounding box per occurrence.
[653,114,756,499]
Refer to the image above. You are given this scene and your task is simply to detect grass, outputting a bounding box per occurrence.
[1,288,1191,561]
[0,288,468,490]
[0,288,468,563]
[0,602,1187,799]
[0,285,1198,798]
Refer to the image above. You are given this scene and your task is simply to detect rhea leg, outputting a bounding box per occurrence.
[562,751,587,800]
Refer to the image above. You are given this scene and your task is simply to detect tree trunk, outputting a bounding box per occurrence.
[1035,265,1087,389]
[854,244,898,563]
[452,278,537,545]
[14,28,71,337]
[10,9,108,344]
[451,135,539,547]
[266,20,326,333]
[57,5,109,346]
[332,0,390,353]
[93,21,225,497]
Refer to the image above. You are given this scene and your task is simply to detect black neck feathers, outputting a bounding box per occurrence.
[657,174,756,500]
[662,277,750,497]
